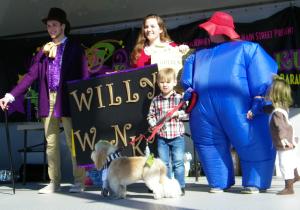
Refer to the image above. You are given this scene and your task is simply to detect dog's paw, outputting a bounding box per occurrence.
[153,194,163,200]
[153,194,161,200]
[109,195,123,200]
[162,178,182,198]
[153,191,163,200]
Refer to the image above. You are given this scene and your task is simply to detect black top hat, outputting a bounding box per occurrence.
[42,7,68,24]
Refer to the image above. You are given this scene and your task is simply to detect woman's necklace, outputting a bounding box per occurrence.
[144,42,171,56]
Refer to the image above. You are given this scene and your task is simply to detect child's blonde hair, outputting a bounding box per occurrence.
[267,75,293,110]
[157,68,177,83]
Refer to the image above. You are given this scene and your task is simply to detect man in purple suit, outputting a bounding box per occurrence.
[0,8,88,194]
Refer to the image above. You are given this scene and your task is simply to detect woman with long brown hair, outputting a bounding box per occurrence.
[131,14,188,71]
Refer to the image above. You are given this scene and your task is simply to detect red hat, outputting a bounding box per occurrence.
[198,11,240,39]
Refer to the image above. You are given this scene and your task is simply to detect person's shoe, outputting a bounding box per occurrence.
[209,188,224,193]
[259,189,267,193]
[277,188,294,195]
[69,182,85,193]
[181,188,185,196]
[101,188,110,197]
[277,179,294,195]
[241,187,259,194]
[38,181,61,194]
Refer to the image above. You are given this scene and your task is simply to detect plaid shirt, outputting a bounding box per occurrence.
[147,91,187,139]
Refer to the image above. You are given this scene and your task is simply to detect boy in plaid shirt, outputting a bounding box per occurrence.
[147,68,188,195]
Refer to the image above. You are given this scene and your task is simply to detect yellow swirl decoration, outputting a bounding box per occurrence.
[140,74,156,99]
[124,123,132,130]
[86,87,93,94]
[130,93,139,102]
[110,96,122,106]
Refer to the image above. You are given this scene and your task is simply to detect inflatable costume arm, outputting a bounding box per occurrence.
[181,53,195,91]
[246,43,277,116]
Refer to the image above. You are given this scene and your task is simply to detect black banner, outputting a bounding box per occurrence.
[67,65,158,165]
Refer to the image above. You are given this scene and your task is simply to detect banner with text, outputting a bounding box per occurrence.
[67,65,158,166]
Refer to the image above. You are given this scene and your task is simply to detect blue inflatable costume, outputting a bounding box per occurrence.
[181,12,277,192]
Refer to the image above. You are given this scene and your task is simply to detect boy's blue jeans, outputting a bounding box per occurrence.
[157,135,185,188]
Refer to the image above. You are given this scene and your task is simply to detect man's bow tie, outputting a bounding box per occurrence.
[43,42,60,58]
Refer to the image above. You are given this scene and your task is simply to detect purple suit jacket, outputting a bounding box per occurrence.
[11,39,89,118]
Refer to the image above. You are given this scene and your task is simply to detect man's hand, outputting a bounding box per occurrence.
[178,44,190,55]
[0,93,14,110]
[246,110,254,120]
[183,87,194,101]
[0,97,9,110]
[172,110,180,118]
[248,96,266,118]
[148,127,155,132]
[281,139,294,149]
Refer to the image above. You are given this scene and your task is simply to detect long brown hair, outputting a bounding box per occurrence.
[130,14,172,65]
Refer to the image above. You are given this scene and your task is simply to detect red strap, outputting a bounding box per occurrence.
[129,101,185,145]
[129,134,146,145]
[146,101,185,142]
[185,92,198,113]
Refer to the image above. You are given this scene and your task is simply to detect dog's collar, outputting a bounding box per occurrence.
[103,150,122,169]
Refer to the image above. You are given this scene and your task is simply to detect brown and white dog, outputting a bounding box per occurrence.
[91,140,182,199]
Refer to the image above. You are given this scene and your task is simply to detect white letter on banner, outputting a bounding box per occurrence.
[106,83,122,106]
[123,80,139,103]
[94,85,106,108]
[110,123,132,146]
[69,88,93,111]
[140,72,157,99]
[129,135,144,156]
[73,127,97,151]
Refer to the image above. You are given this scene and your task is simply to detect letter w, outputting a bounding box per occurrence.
[69,88,93,111]
[73,127,96,151]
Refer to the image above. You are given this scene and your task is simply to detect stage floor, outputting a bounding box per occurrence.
[0,176,299,210]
